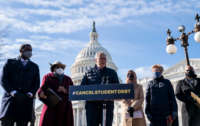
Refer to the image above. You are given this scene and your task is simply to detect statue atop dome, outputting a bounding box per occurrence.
[92,21,96,32]
[90,21,98,41]
[71,21,118,85]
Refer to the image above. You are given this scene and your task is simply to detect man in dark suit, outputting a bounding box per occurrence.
[176,65,200,126]
[0,44,40,126]
[81,52,119,126]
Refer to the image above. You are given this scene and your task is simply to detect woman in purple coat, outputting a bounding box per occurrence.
[38,61,74,126]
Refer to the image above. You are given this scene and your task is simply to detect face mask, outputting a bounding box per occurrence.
[55,68,64,75]
[127,73,134,80]
[22,51,32,59]
[186,70,196,78]
[153,72,162,79]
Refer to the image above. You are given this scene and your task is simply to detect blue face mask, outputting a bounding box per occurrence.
[153,72,162,79]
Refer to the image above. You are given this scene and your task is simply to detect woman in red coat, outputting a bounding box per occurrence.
[38,61,74,126]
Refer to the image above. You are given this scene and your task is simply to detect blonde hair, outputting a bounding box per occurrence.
[152,64,164,73]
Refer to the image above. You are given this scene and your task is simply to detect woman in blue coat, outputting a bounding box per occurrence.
[145,64,178,126]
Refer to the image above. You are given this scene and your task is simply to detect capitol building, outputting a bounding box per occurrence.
[34,22,125,126]
[68,22,124,126]
[34,22,200,126]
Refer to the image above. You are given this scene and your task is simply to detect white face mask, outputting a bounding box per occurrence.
[55,68,64,75]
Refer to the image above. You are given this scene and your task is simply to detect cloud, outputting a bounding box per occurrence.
[117,68,129,83]
[0,0,199,34]
[135,66,153,79]
[10,0,83,8]
[118,67,152,83]
[135,65,169,78]
[29,37,86,51]
[0,35,86,61]
[16,38,32,43]
[29,35,51,40]
[118,64,169,83]
[0,44,21,58]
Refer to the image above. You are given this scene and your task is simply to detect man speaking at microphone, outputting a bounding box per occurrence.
[81,52,119,126]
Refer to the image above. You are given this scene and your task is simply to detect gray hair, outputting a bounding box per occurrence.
[95,51,106,59]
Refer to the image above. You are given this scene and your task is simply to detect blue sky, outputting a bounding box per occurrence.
[0,0,200,84]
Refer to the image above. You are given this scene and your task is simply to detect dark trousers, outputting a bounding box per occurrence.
[86,107,113,126]
[1,119,29,126]
[172,118,179,126]
[150,119,167,126]
[86,107,102,126]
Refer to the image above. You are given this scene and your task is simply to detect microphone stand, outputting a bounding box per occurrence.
[102,104,106,126]
[102,76,109,126]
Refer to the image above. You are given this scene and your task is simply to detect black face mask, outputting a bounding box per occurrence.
[127,73,134,80]
[22,51,32,59]
[186,70,197,78]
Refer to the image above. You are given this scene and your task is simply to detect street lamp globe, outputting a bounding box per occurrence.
[178,25,185,32]
[194,31,200,43]
[166,44,177,54]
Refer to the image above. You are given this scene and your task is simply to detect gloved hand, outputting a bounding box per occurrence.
[147,114,152,121]
[127,107,134,117]
[27,92,33,98]
[10,90,17,97]
[172,112,177,120]
[189,97,197,104]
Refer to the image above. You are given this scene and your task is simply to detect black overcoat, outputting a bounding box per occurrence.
[0,57,40,121]
[176,77,200,126]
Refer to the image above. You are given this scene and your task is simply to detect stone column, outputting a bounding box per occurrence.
[36,113,40,126]
[79,109,82,126]
[83,109,87,126]
[76,109,79,126]
[81,109,85,126]
[74,109,77,126]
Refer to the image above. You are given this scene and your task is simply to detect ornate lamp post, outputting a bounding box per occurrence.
[166,14,200,66]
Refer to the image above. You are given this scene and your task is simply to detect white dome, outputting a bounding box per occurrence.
[69,22,123,126]
[70,22,118,85]
[75,41,113,63]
